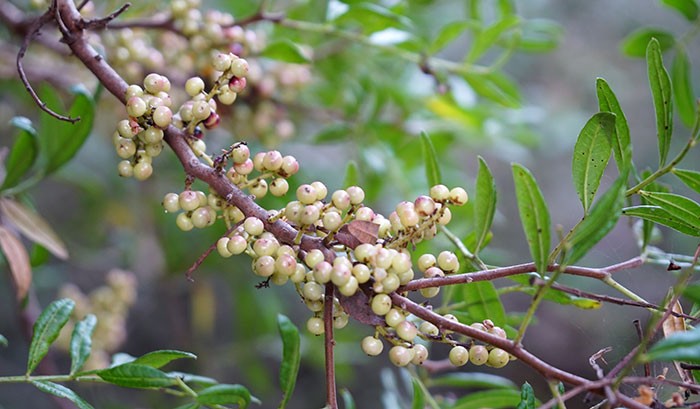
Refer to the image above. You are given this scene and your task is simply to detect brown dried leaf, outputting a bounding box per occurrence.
[0,225,32,301]
[0,198,68,260]
[335,220,379,249]
[662,298,695,385]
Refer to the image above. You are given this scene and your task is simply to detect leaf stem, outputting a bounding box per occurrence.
[514,268,562,345]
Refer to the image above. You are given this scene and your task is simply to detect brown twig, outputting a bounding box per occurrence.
[185,222,243,282]
[323,284,338,409]
[79,3,130,30]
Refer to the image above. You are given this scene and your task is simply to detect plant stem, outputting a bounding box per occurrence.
[440,225,487,270]
[514,268,562,345]
[323,284,338,409]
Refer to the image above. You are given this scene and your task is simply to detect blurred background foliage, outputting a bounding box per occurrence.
[0,0,699,408]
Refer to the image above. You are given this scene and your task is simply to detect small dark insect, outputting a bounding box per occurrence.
[667,260,682,271]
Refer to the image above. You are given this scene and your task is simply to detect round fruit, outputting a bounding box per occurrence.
[449,345,469,366]
[361,336,383,356]
[469,345,489,366]
[389,345,413,367]
[306,317,324,335]
[487,348,509,368]
[370,294,392,316]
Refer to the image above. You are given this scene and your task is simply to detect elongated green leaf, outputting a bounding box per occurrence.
[430,20,473,54]
[39,86,95,175]
[516,382,536,409]
[596,78,632,171]
[518,19,563,52]
[334,3,413,34]
[0,225,32,302]
[132,350,197,369]
[461,281,506,326]
[672,48,696,127]
[646,326,700,363]
[411,379,425,409]
[622,205,700,236]
[0,334,7,347]
[464,72,521,108]
[452,389,522,409]
[340,389,356,409]
[70,314,96,375]
[428,373,516,390]
[196,384,252,407]
[661,0,699,20]
[512,163,551,274]
[173,404,200,409]
[565,177,627,264]
[1,117,38,191]
[621,29,675,57]
[572,112,615,213]
[474,156,497,253]
[343,160,359,188]
[277,314,300,409]
[32,381,95,409]
[647,38,674,166]
[420,131,441,187]
[167,371,218,386]
[673,168,700,194]
[96,363,176,388]
[0,198,68,260]
[466,15,520,63]
[639,191,700,230]
[260,40,311,63]
[27,298,75,375]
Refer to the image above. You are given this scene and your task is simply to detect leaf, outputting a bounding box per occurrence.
[464,72,521,108]
[96,363,176,388]
[565,177,627,264]
[428,373,516,390]
[622,205,700,236]
[260,40,311,63]
[39,86,95,175]
[31,381,95,409]
[639,191,700,230]
[430,20,473,54]
[172,404,200,409]
[596,78,632,172]
[0,198,68,259]
[334,3,413,34]
[70,314,96,375]
[314,123,352,143]
[340,389,356,409]
[466,15,520,63]
[277,314,300,409]
[661,0,699,20]
[661,299,694,384]
[1,117,39,191]
[512,163,551,274]
[672,47,696,128]
[132,350,197,369]
[474,156,497,253]
[420,131,441,187]
[0,225,32,301]
[518,19,563,52]
[27,298,74,375]
[621,29,675,57]
[646,326,700,363]
[343,160,359,188]
[508,274,601,309]
[196,384,252,408]
[0,334,7,347]
[647,38,674,166]
[572,112,615,213]
[516,382,536,409]
[673,168,700,194]
[411,379,425,409]
[461,281,506,326]
[451,389,522,409]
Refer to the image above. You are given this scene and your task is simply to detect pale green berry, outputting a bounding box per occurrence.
[226,235,247,254]
[322,211,342,231]
[270,272,289,286]
[284,201,303,224]
[218,89,237,105]
[280,155,299,177]
[438,207,452,225]
[305,299,324,312]
[396,321,418,342]
[391,251,412,273]
[449,346,469,366]
[471,322,487,332]
[191,207,213,228]
[370,294,392,316]
[385,308,404,327]
[191,139,207,156]
[355,206,375,222]
[424,266,444,278]
[144,73,170,93]
[179,190,200,212]
[411,344,429,365]
[380,273,400,293]
[231,143,250,164]
[487,348,509,368]
[304,249,324,268]
[133,161,153,180]
[300,205,320,225]
[145,142,163,157]
[142,127,164,144]
[162,193,180,213]
[275,254,297,276]
[117,160,133,177]
[346,186,365,205]
[303,281,324,301]
[233,159,254,175]
[262,150,283,171]
[469,345,489,366]
[230,57,249,78]
[227,206,245,223]
[253,255,276,277]
[420,287,440,298]
[191,100,211,121]
[437,251,459,273]
[249,180,268,198]
[330,264,351,287]
[389,346,413,367]
[397,269,414,285]
[117,119,137,138]
[313,261,332,284]
[212,53,232,71]
[290,264,307,283]
[296,184,317,205]
[389,211,404,233]
[361,336,383,356]
[252,152,265,171]
[352,264,371,283]
[398,208,419,227]
[331,190,351,210]
[176,212,194,231]
[430,184,450,202]
[419,321,439,337]
[374,248,395,269]
[115,137,136,159]
[185,77,205,97]
[125,84,144,99]
[489,326,507,339]
[310,181,328,201]
[207,193,224,210]
[449,187,469,206]
[217,237,232,257]
[444,314,459,324]
[243,217,264,236]
[269,178,289,196]
[153,106,173,129]
[414,195,436,217]
[126,96,147,118]
[306,316,324,335]
[417,254,436,272]
[338,276,358,296]
[334,313,349,329]
[353,243,377,263]
[253,238,279,257]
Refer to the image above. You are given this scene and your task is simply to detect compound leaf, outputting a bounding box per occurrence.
[0,198,68,260]
[647,326,700,363]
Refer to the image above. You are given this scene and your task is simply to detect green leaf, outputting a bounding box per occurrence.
[639,191,700,231]
[672,47,696,127]
[172,404,200,409]
[343,160,359,188]
[647,38,674,166]
[69,314,96,375]
[661,0,699,20]
[27,298,74,375]
[621,29,675,57]
[96,363,176,388]
[1,117,38,191]
[452,389,522,409]
[474,156,497,253]
[466,15,520,63]
[334,3,413,34]
[196,384,252,408]
[572,112,615,213]
[31,381,95,409]
[420,131,441,187]
[411,379,425,409]
[340,389,356,409]
[622,205,700,236]
[430,21,473,54]
[260,40,311,63]
[646,326,700,363]
[132,350,197,369]
[277,314,300,409]
[517,19,563,52]
[428,373,516,390]
[565,177,627,264]
[0,198,69,260]
[673,168,700,194]
[0,334,7,347]
[39,86,95,175]
[596,78,632,172]
[464,71,521,108]
[516,382,536,409]
[461,281,506,326]
[683,283,700,304]
[314,123,353,143]
[512,163,551,274]
[508,274,601,309]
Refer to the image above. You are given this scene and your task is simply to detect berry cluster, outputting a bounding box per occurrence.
[162,189,219,231]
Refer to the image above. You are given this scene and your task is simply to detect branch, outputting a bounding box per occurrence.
[323,284,338,409]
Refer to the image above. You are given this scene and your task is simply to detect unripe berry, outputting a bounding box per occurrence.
[253,255,276,277]
[437,251,459,273]
[269,178,289,196]
[117,119,137,138]
[322,211,342,231]
[420,287,440,298]
[217,237,232,257]
[203,112,221,129]
[290,264,306,283]
[487,348,509,368]
[303,281,324,301]
[228,77,247,93]
[179,190,200,212]
[346,186,365,205]
[176,212,194,231]
[414,195,436,217]
[471,322,487,332]
[449,187,469,206]
[191,206,213,228]
[144,73,170,93]
[385,308,404,327]
[253,238,279,257]
[117,160,133,177]
[143,127,164,144]
[338,276,359,296]
[352,264,371,283]
[253,152,265,171]
[296,184,318,205]
[313,261,332,283]
[115,137,136,159]
[379,273,400,293]
[417,254,436,272]
[310,181,328,201]
[330,264,351,287]
[230,57,249,78]
[218,89,237,105]
[437,207,452,225]
[306,317,324,335]
[280,155,299,177]
[389,346,414,367]
[391,251,412,273]
[231,144,250,164]
[133,161,153,180]
[370,294,392,316]
[191,100,211,122]
[489,326,507,339]
[424,266,444,278]
[395,321,418,342]
[334,313,349,329]
[355,206,375,222]
[262,150,283,171]
[375,248,395,269]
[233,159,254,175]
[419,321,439,337]
[226,235,247,255]
[126,96,147,118]
[331,190,351,210]
[304,249,324,268]
[361,336,383,356]
[430,184,450,202]
[300,205,320,225]
[397,269,414,285]
[191,139,207,156]
[125,84,144,99]
[227,206,245,223]
[354,243,377,264]
[274,254,296,277]
[411,344,429,365]
[469,345,489,365]
[152,106,173,128]
[243,217,264,236]
[212,53,232,71]
[449,345,469,366]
